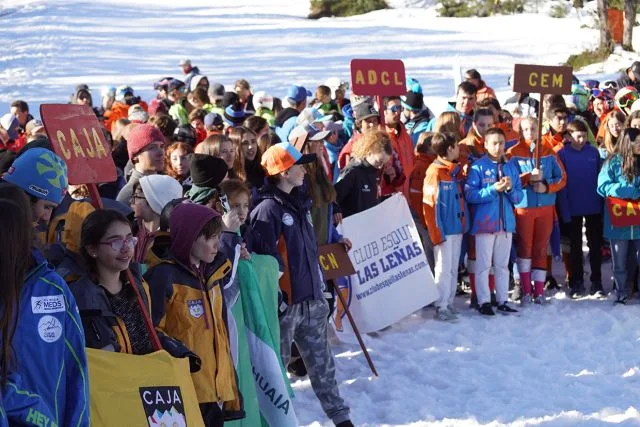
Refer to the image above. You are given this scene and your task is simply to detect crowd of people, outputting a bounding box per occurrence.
[2,57,640,426]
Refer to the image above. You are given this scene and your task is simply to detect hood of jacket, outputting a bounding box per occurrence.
[274,107,299,128]
[169,202,220,269]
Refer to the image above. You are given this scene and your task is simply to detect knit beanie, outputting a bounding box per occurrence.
[189,154,228,188]
[139,175,184,215]
[2,147,68,204]
[127,123,165,160]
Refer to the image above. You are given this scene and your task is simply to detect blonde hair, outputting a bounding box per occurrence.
[434,112,462,142]
[195,134,229,155]
[351,129,392,160]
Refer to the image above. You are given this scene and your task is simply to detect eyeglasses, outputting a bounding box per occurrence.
[130,194,146,204]
[99,236,138,252]
[386,105,403,113]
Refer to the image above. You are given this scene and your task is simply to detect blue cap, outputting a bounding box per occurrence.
[2,148,68,204]
[286,85,312,103]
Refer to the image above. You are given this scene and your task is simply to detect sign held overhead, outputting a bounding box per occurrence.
[512,64,573,95]
[350,59,406,96]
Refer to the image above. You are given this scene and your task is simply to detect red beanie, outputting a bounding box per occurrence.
[127,123,165,159]
[148,98,168,117]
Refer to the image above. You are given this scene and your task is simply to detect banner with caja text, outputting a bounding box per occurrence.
[333,194,438,336]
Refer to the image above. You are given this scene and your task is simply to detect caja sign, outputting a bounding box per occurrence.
[40,104,117,185]
[606,197,640,227]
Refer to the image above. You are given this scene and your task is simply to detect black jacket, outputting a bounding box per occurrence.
[70,270,200,371]
[335,159,381,218]
[616,70,640,91]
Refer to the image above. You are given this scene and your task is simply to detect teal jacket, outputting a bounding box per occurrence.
[597,154,640,240]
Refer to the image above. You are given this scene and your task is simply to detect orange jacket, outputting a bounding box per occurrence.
[496,122,520,147]
[409,152,436,224]
[104,100,149,132]
[476,85,497,103]
[542,131,565,152]
[386,123,414,198]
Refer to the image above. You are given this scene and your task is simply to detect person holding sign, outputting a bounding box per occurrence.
[464,128,523,315]
[506,117,566,305]
[251,142,353,427]
[597,127,640,304]
[422,133,469,321]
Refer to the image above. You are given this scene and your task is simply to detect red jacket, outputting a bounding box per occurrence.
[386,123,414,199]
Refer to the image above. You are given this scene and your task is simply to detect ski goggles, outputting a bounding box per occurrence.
[618,92,639,109]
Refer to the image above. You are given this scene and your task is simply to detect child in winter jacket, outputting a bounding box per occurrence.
[465,128,523,315]
[145,203,243,425]
[410,132,437,272]
[506,117,566,304]
[250,141,353,427]
[423,133,469,321]
[336,130,393,218]
[597,127,640,304]
[557,120,604,296]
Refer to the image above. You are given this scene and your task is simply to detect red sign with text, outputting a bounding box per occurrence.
[350,59,406,96]
[40,104,116,185]
[606,197,640,227]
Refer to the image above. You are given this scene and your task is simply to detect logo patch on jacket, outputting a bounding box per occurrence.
[187,299,204,319]
[139,386,186,427]
[37,315,62,343]
[32,295,66,314]
[282,213,294,226]
[362,184,371,192]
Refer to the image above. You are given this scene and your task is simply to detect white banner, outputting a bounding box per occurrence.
[333,194,438,335]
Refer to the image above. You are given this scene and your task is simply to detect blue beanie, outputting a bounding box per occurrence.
[2,148,68,204]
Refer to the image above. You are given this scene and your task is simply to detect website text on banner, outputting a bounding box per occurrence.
[334,194,438,334]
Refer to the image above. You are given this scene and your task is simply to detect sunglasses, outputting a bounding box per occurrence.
[99,236,138,252]
[386,105,403,113]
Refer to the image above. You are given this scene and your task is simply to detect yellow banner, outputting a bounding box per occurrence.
[87,348,204,427]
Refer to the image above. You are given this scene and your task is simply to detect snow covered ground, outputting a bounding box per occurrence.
[3,1,640,425]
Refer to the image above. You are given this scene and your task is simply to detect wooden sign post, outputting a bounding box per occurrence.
[350,59,406,125]
[512,64,573,168]
[318,243,378,377]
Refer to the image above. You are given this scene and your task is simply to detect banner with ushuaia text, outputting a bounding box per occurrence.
[333,194,438,337]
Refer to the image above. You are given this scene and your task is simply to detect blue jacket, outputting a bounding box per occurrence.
[422,158,470,245]
[597,154,640,240]
[506,139,566,209]
[9,250,89,427]
[406,109,435,147]
[464,155,523,234]
[557,143,603,220]
[250,184,324,305]
[425,103,473,136]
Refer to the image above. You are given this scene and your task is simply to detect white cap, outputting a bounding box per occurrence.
[253,91,274,111]
[288,124,330,144]
[179,59,191,67]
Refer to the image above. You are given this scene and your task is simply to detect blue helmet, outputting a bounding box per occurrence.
[2,148,68,204]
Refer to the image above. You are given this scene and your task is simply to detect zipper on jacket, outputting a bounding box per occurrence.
[497,161,504,231]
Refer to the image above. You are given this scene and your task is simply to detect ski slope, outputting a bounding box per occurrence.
[3,1,640,426]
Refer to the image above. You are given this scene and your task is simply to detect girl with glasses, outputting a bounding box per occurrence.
[70,209,197,364]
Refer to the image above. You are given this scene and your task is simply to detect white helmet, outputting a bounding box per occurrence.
[253,91,274,111]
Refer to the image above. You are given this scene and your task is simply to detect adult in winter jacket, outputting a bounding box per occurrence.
[250,142,353,427]
[336,130,392,218]
[615,61,640,92]
[116,124,166,205]
[384,96,414,198]
[597,127,640,304]
[145,202,242,426]
[464,128,523,315]
[274,85,310,143]
[506,117,566,304]
[180,59,201,94]
[402,91,435,147]
[426,81,477,137]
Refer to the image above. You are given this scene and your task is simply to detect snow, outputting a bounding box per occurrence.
[3,1,640,425]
